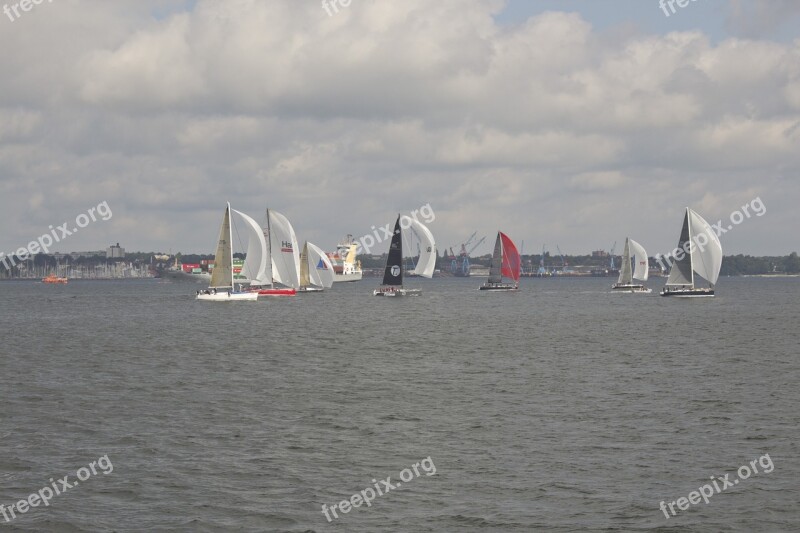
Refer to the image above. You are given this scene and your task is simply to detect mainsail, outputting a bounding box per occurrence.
[617,238,633,285]
[382,216,403,286]
[487,233,503,283]
[666,209,694,287]
[209,203,233,289]
[299,242,310,288]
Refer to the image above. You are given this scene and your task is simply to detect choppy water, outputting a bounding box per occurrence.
[1,276,798,532]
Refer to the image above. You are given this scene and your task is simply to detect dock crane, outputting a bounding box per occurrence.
[537,244,548,276]
[452,233,485,276]
[556,245,570,273]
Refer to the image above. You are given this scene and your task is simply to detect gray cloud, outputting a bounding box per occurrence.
[0,0,797,257]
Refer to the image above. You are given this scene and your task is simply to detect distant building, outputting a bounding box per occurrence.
[592,250,608,258]
[106,243,125,259]
[53,251,105,260]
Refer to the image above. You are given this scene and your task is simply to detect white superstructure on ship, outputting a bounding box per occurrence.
[327,235,363,282]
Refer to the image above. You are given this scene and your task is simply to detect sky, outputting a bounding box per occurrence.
[0,0,798,258]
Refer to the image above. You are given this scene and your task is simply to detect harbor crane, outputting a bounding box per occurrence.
[451,233,485,276]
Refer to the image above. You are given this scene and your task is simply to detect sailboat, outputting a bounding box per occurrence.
[479,232,520,291]
[196,203,258,301]
[611,237,651,293]
[661,207,722,297]
[298,241,335,292]
[235,208,300,296]
[373,215,436,296]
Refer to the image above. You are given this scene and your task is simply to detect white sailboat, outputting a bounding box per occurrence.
[298,241,335,292]
[373,215,436,296]
[235,208,300,296]
[661,207,722,297]
[611,237,651,293]
[196,203,258,301]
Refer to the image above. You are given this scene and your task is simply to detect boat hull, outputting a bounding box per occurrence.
[254,288,296,296]
[479,283,518,291]
[660,287,715,298]
[196,290,258,301]
[373,287,421,297]
[612,283,651,293]
[297,286,324,293]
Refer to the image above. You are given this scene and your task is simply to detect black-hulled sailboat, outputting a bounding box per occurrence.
[661,207,722,297]
[479,231,521,291]
[373,215,422,296]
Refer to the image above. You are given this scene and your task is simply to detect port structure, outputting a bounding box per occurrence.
[449,232,485,277]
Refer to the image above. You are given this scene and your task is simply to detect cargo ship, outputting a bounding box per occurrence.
[327,235,363,282]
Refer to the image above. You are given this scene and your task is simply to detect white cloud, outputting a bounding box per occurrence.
[0,0,797,256]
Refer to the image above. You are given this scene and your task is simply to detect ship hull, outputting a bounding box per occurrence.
[333,271,363,282]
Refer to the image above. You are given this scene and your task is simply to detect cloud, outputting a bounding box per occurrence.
[0,0,797,256]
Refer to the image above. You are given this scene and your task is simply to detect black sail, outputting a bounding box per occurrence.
[382,216,403,286]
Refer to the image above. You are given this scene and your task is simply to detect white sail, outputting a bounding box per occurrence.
[233,209,270,286]
[402,218,436,278]
[268,209,301,289]
[688,208,722,286]
[629,238,649,281]
[307,242,335,288]
[617,238,632,284]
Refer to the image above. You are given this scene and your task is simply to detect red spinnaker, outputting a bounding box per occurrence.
[499,232,520,282]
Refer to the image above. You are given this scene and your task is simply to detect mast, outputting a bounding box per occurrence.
[266,208,273,288]
[686,207,695,288]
